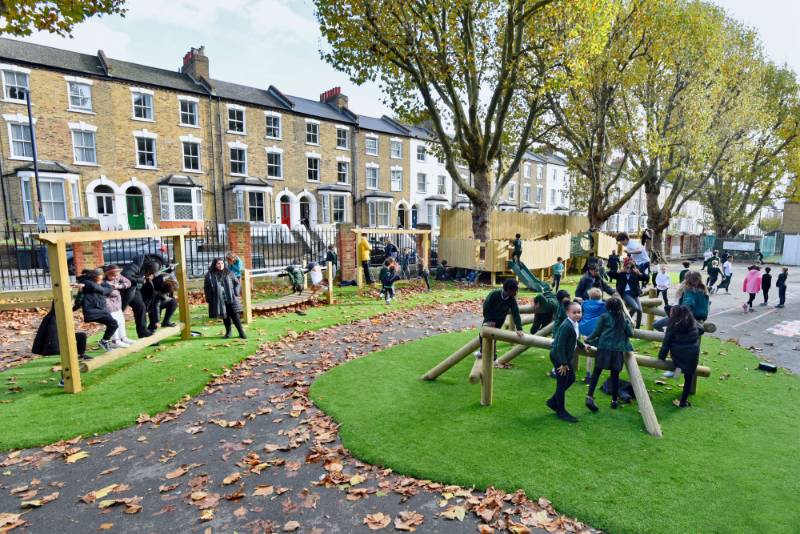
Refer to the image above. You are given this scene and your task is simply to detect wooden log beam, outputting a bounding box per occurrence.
[37,228,189,244]
[495,322,553,365]
[81,323,183,372]
[326,261,334,304]
[468,357,483,384]
[622,351,663,438]
[480,335,495,406]
[47,241,81,393]
[642,305,667,317]
[421,336,480,380]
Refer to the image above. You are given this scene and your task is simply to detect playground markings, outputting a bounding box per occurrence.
[766,320,800,338]
[730,308,779,329]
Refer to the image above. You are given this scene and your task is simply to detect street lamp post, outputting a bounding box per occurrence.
[24,88,47,232]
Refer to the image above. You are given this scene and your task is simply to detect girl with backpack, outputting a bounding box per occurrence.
[658,305,704,408]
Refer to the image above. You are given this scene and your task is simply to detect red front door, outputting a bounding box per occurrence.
[280,202,291,226]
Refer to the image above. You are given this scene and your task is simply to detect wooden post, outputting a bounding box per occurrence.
[490,271,496,286]
[421,337,480,380]
[241,268,253,324]
[422,232,430,272]
[623,351,663,438]
[468,357,483,384]
[172,234,191,340]
[646,288,657,330]
[302,260,308,290]
[47,241,81,393]
[356,230,364,289]
[480,336,494,406]
[326,260,334,304]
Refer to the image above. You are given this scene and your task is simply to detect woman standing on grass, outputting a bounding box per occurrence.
[584,297,632,411]
[204,258,246,339]
[658,305,704,408]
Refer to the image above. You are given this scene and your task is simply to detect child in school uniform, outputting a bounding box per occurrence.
[475,279,524,359]
[760,267,772,306]
[742,265,762,312]
[511,234,522,264]
[551,257,565,290]
[658,305,704,408]
[776,267,788,308]
[75,268,118,352]
[530,285,559,334]
[579,288,605,382]
[655,265,671,305]
[678,261,691,283]
[706,260,721,293]
[547,300,585,423]
[584,297,632,411]
[379,258,401,304]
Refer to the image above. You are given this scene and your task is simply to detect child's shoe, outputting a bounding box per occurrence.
[78,354,93,361]
[111,339,130,349]
[673,399,691,408]
[585,396,598,412]
[741,303,748,312]
[58,379,64,387]
[122,337,135,345]
[98,339,113,352]
[661,370,675,378]
[611,399,619,409]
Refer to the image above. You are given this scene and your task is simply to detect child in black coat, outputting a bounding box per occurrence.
[760,267,772,306]
[658,305,704,408]
[74,268,118,352]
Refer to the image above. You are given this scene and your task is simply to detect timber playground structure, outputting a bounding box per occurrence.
[422,294,715,439]
[36,226,335,394]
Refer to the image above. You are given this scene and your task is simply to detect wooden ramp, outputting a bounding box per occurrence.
[80,323,184,373]
[252,289,320,312]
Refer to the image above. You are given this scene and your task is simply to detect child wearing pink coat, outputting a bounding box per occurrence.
[742,265,762,312]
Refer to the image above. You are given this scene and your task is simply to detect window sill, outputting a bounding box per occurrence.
[181,169,203,174]
[305,142,321,147]
[230,172,249,178]
[9,156,33,161]
[131,117,155,123]
[306,180,321,184]
[179,123,201,129]
[73,161,99,167]
[24,219,69,225]
[2,98,26,105]
[227,130,247,136]
[336,181,350,186]
[365,152,379,157]
[266,136,282,141]
[68,108,95,115]
[390,156,402,160]
[135,165,159,170]
[336,146,349,151]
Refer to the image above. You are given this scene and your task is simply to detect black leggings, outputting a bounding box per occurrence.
[680,369,695,404]
[362,261,373,284]
[553,274,562,291]
[762,287,770,303]
[747,293,757,308]
[91,315,118,341]
[222,302,244,336]
[530,313,553,334]
[588,367,621,401]
[549,365,575,413]
[659,289,669,306]
[75,332,87,355]
[148,297,176,329]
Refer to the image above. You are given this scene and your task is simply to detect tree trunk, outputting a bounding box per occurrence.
[650,227,667,264]
[470,167,493,242]
[644,179,668,264]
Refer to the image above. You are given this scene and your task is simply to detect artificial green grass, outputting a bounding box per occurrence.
[0,282,498,451]
[310,331,800,534]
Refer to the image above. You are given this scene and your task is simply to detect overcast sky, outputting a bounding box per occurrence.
[11,0,800,118]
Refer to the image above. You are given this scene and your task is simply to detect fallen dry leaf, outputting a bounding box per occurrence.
[440,505,466,521]
[99,523,114,530]
[394,510,424,532]
[363,512,391,530]
[65,451,89,464]
[222,472,241,485]
[252,485,274,497]
[283,520,300,532]
[200,509,214,522]
[80,484,118,504]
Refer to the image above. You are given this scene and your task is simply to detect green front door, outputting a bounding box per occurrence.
[126,194,145,229]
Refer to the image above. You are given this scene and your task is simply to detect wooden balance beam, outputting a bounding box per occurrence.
[252,289,320,312]
[80,323,184,373]
[480,326,663,438]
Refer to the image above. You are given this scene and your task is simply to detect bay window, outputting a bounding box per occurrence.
[159,186,203,221]
[21,177,68,223]
[368,200,391,227]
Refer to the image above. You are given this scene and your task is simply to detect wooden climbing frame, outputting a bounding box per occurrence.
[37,228,191,394]
[352,228,432,288]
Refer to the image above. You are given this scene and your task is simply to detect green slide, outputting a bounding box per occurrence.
[507,261,548,292]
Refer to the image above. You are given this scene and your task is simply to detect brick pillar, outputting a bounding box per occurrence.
[227,220,253,269]
[70,218,104,274]
[337,223,356,281]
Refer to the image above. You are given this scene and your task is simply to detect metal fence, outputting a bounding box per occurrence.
[0,225,443,292]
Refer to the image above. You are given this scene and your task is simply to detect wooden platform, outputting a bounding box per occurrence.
[80,323,184,372]
[252,289,320,312]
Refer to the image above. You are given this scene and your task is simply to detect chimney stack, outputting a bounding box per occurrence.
[181,46,210,84]
[320,86,348,110]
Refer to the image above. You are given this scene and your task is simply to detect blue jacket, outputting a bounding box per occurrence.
[579,299,606,336]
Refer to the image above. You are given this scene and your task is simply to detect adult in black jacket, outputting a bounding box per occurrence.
[121,253,166,338]
[147,274,177,330]
[204,258,246,339]
[607,263,649,328]
[658,305,704,407]
[575,266,614,301]
[76,269,118,350]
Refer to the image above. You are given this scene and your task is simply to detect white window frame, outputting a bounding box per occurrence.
[523,183,531,203]
[368,199,392,228]
[416,145,426,162]
[159,186,203,221]
[508,181,516,201]
[178,95,199,128]
[6,118,33,160]
[229,142,248,176]
[227,104,246,134]
[181,138,201,173]
[266,146,283,179]
[366,163,379,190]
[305,119,320,145]
[265,111,282,140]
[335,126,349,150]
[68,122,98,165]
[21,176,69,224]
[390,138,402,159]
[390,167,403,192]
[365,135,379,156]
[65,77,93,113]
[437,175,447,196]
[523,162,531,179]
[550,188,556,204]
[332,194,346,223]
[1,66,30,103]
[417,173,427,193]
[247,190,266,222]
[306,153,321,182]
[130,88,154,122]
[536,185,543,203]
[133,130,158,169]
[336,159,350,184]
